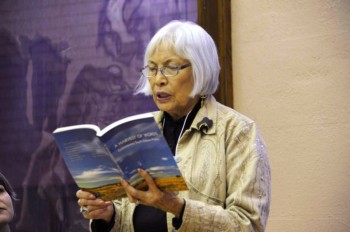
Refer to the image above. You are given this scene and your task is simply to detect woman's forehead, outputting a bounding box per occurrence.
[152,42,174,54]
[149,44,186,62]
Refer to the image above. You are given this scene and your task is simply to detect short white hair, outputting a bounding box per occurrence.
[135,20,220,97]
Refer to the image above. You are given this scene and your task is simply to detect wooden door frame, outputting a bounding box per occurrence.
[197,0,233,108]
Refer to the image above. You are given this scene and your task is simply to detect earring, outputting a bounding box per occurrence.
[200,95,206,107]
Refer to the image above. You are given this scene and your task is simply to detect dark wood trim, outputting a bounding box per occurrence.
[197,0,233,108]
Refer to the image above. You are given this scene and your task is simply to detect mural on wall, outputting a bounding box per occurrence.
[0,0,197,231]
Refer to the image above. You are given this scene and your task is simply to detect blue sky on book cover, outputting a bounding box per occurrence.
[54,129,123,188]
[101,117,181,181]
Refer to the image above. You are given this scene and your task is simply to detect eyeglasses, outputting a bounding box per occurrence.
[140,64,191,78]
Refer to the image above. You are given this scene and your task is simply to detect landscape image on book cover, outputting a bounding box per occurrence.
[53,113,188,201]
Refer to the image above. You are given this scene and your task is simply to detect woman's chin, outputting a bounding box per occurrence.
[155,100,171,110]
[157,104,170,113]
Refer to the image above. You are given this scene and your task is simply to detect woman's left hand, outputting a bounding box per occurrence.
[120,168,184,217]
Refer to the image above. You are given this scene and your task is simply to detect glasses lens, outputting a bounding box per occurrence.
[162,67,178,77]
[142,67,156,77]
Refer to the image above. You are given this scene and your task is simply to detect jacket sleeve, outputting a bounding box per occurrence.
[178,122,271,232]
[90,199,133,232]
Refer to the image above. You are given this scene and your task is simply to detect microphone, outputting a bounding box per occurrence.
[197,117,213,133]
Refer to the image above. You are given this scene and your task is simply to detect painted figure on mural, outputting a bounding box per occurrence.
[15,35,79,231]
[0,29,42,186]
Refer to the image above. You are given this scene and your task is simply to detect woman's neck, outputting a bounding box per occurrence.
[167,96,202,121]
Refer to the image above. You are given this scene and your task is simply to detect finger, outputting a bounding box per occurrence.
[82,204,114,220]
[88,206,110,217]
[76,189,96,199]
[125,190,138,204]
[81,203,110,214]
[120,178,139,203]
[78,197,113,208]
[137,169,159,192]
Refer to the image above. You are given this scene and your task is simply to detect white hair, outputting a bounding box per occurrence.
[135,20,220,97]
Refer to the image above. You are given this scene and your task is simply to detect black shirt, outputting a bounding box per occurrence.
[133,99,201,232]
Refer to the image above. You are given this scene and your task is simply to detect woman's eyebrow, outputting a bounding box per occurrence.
[148,58,179,65]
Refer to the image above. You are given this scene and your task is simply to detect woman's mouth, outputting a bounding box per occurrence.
[156,92,171,102]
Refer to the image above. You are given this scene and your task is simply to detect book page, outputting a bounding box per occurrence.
[97,112,154,136]
[53,124,101,134]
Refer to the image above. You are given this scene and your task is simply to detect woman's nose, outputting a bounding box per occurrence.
[154,69,167,85]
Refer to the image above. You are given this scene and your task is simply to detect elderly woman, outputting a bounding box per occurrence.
[76,20,271,231]
[0,173,16,232]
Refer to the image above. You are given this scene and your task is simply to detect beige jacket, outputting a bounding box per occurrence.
[106,96,271,232]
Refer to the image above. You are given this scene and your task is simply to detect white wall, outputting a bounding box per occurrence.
[231,1,350,231]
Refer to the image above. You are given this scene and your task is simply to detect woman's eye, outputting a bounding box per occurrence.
[0,186,5,193]
[166,65,179,70]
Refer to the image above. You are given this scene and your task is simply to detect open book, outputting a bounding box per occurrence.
[53,113,188,201]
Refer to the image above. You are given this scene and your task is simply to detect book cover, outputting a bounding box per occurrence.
[53,113,188,201]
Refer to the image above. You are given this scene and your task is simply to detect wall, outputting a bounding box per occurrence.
[231,1,350,231]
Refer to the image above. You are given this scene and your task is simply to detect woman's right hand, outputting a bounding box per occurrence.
[76,189,114,222]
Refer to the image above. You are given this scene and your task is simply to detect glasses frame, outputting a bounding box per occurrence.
[141,63,191,78]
